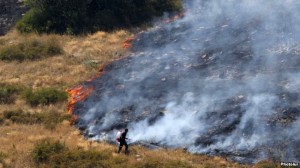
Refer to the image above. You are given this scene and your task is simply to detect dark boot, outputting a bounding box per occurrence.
[118,146,122,153]
[125,144,129,155]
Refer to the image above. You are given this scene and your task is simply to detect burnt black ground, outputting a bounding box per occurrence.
[72,1,300,163]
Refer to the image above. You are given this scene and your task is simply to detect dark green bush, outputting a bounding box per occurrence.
[32,139,111,167]
[0,38,63,62]
[3,110,70,129]
[4,110,43,125]
[17,0,182,34]
[24,88,67,106]
[32,139,66,163]
[0,83,23,104]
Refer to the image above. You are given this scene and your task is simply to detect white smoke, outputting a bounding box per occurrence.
[74,0,300,163]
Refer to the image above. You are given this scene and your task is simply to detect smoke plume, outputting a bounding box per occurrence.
[72,0,300,163]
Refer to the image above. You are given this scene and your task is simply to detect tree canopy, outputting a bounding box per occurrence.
[17,0,182,34]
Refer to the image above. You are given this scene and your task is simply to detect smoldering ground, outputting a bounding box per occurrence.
[72,0,300,163]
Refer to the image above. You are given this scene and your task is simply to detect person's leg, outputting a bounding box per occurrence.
[118,142,124,153]
[125,141,128,154]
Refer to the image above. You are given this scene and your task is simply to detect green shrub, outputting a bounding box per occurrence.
[32,139,111,167]
[24,88,67,106]
[0,83,23,104]
[42,111,71,130]
[16,8,48,33]
[0,151,6,164]
[4,110,43,125]
[83,60,99,69]
[32,139,66,163]
[3,110,70,129]
[0,44,25,61]
[17,0,182,34]
[0,38,63,62]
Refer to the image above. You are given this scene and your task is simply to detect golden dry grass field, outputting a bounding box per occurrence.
[0,30,279,168]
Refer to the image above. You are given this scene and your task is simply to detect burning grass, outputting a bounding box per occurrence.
[67,85,94,114]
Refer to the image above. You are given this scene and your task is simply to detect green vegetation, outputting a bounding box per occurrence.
[0,37,63,62]
[17,0,182,34]
[24,88,67,106]
[32,139,66,163]
[0,151,6,162]
[83,60,100,70]
[0,151,7,167]
[0,83,23,104]
[0,82,67,107]
[33,139,111,167]
[1,110,70,129]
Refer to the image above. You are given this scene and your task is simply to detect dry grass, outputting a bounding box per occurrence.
[0,29,131,167]
[0,121,82,167]
[0,120,250,168]
[0,31,132,167]
[0,30,131,88]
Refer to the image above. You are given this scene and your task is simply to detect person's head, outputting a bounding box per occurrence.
[125,128,128,132]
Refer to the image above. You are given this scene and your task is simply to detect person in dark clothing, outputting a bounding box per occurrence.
[118,128,129,154]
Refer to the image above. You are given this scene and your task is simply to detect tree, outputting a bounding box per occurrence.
[17,0,182,34]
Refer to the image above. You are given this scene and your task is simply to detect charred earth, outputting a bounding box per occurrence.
[69,0,300,163]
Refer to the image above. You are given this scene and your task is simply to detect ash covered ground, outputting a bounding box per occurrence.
[72,0,300,163]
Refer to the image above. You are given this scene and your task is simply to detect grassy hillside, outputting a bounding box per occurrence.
[0,30,280,168]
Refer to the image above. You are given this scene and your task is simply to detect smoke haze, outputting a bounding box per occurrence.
[73,0,300,163]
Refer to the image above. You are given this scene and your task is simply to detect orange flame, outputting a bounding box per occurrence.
[122,37,135,49]
[67,85,94,124]
[67,85,94,114]
[66,64,110,124]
